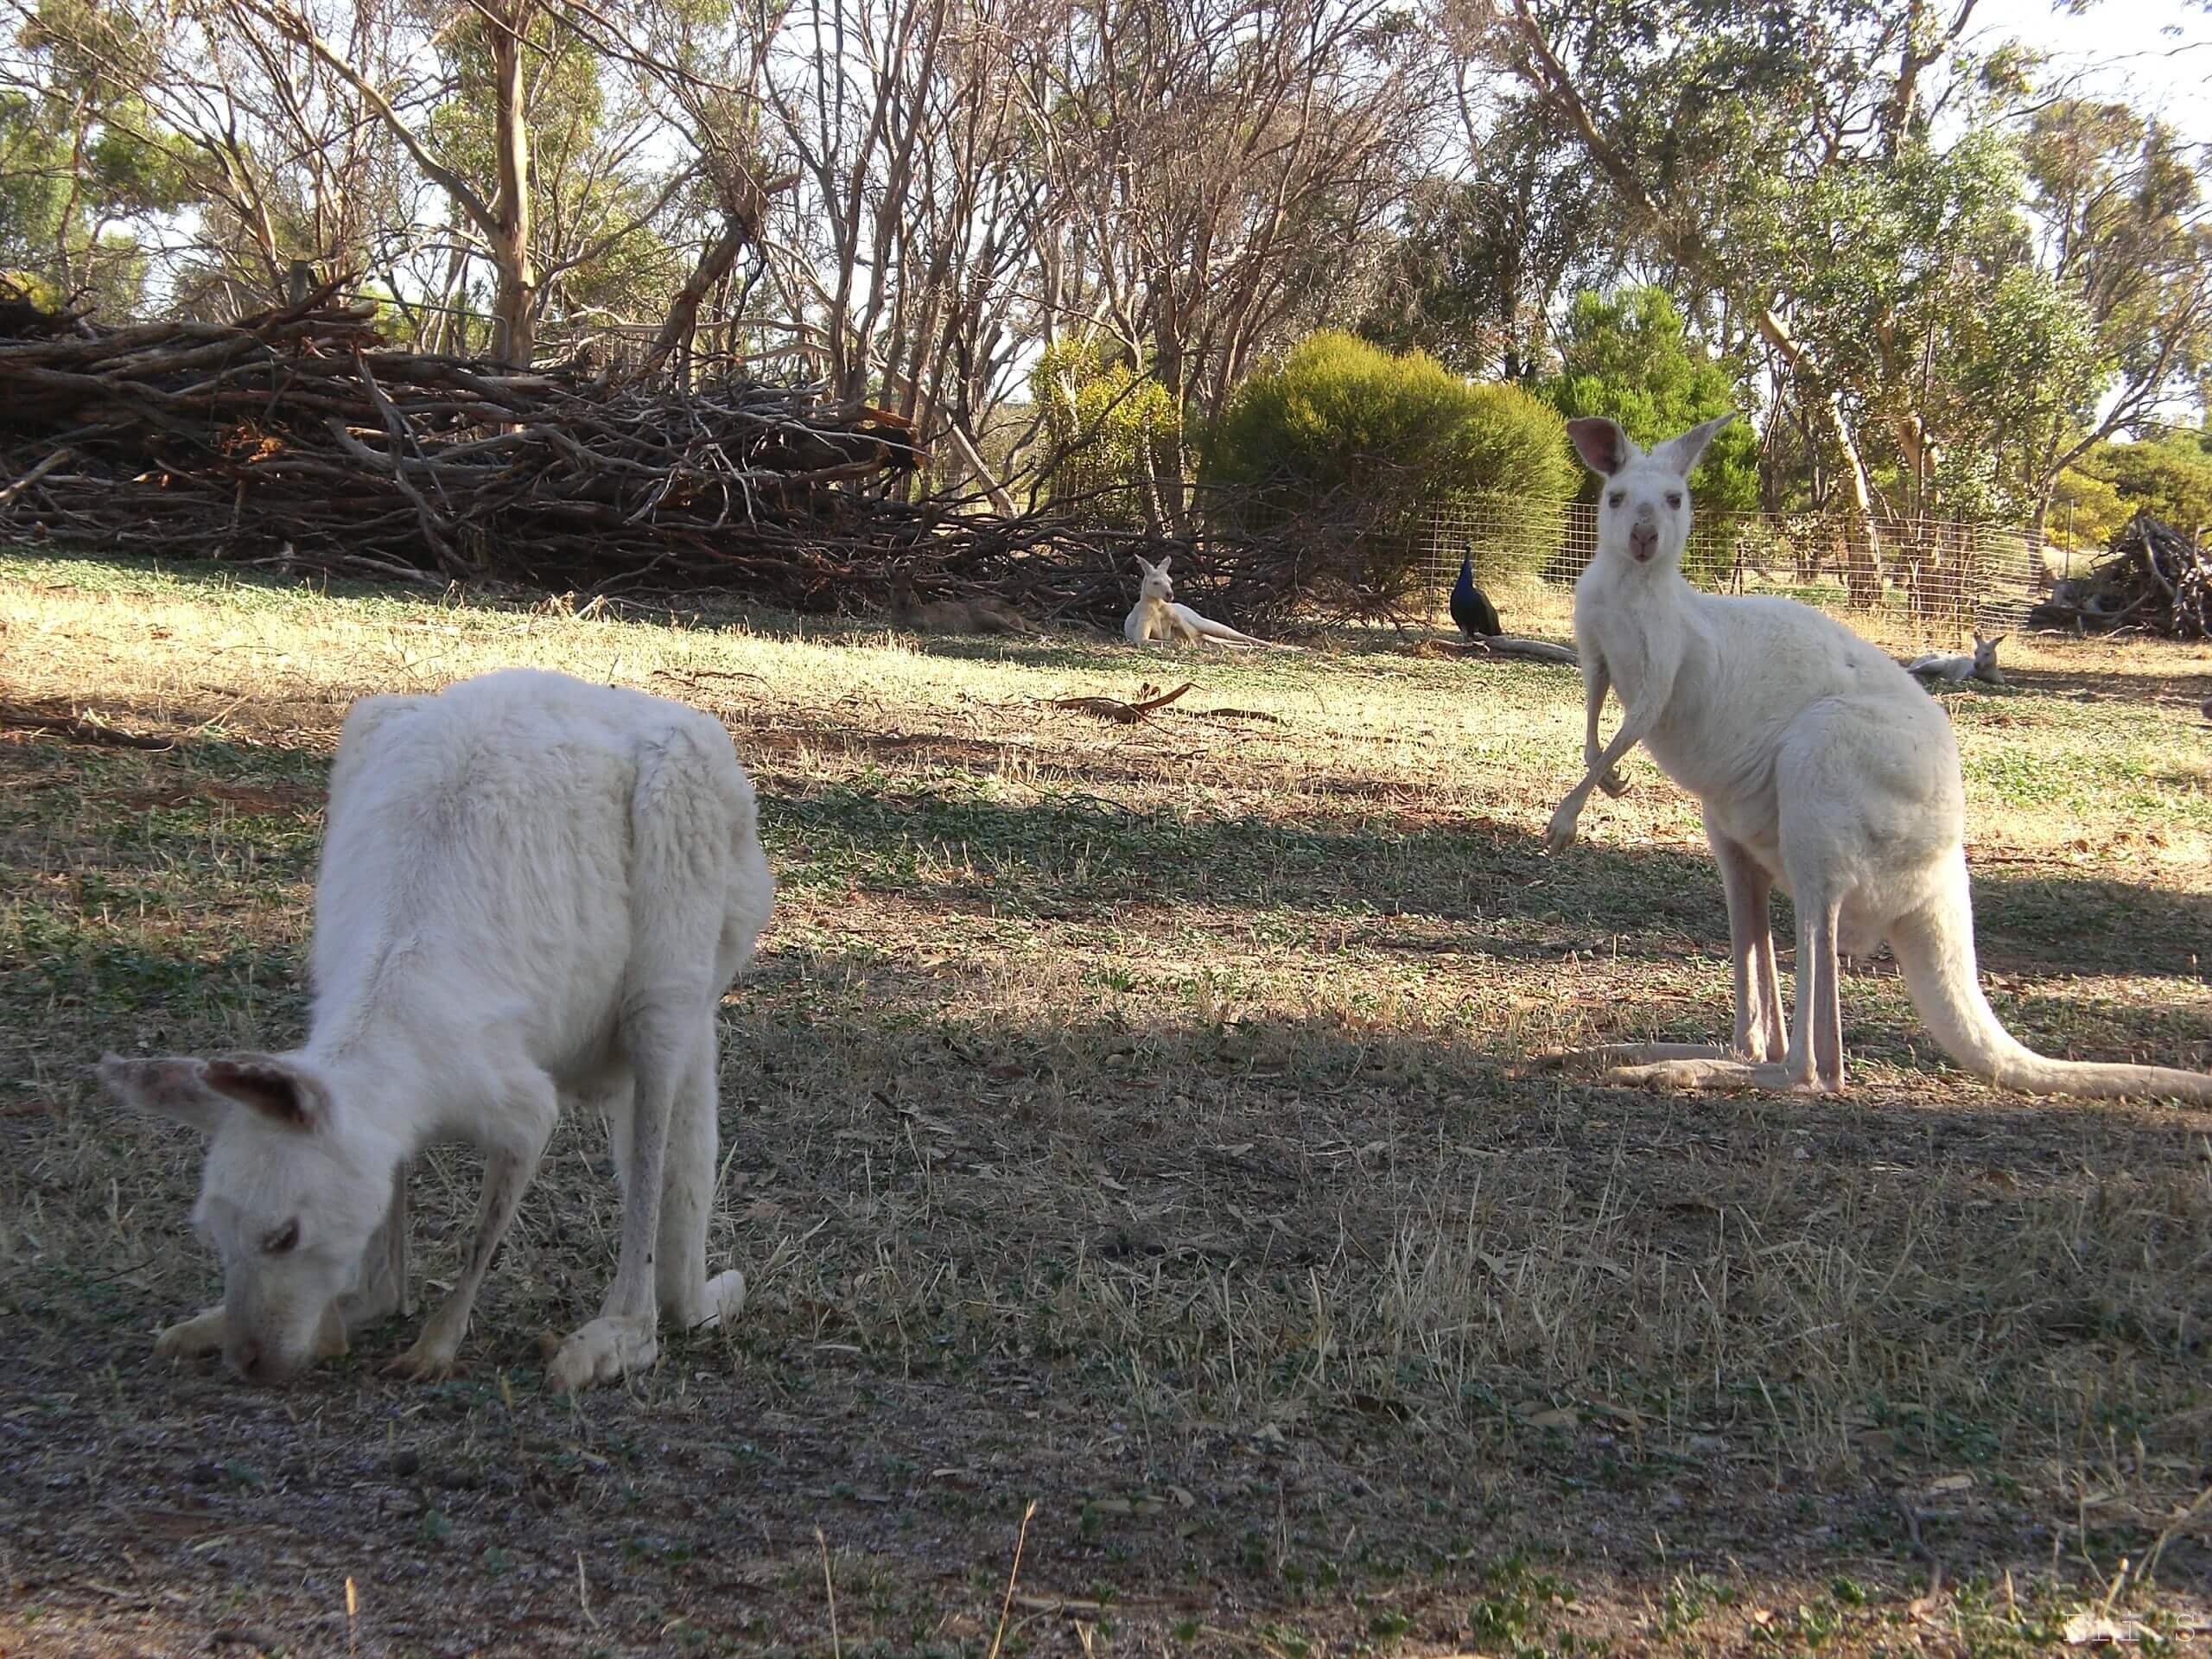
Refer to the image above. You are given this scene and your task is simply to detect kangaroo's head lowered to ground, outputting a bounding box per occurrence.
[1135,554,1175,602]
[100,1052,391,1382]
[1566,413,1736,572]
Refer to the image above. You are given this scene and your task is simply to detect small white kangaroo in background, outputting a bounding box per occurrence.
[1124,554,1295,648]
[1905,633,2006,689]
[100,668,777,1389]
[1544,413,2211,1103]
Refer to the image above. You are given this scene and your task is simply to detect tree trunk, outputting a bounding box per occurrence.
[944,418,1019,516]
[647,168,767,385]
[1752,307,1884,601]
[487,0,536,366]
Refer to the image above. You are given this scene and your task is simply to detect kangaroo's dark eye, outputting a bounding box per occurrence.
[1666,492,1683,510]
[262,1218,301,1255]
[1606,490,1624,509]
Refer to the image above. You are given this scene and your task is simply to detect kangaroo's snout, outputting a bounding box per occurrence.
[228,1333,273,1383]
[1629,521,1658,563]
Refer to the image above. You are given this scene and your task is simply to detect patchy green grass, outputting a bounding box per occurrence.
[2,548,2210,1657]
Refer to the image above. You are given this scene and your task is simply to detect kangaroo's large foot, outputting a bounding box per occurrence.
[1603,1055,1842,1096]
[1523,1041,1736,1077]
[546,1315,658,1394]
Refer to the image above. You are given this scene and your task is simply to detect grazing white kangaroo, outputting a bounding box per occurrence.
[1124,555,1295,648]
[1545,414,2211,1103]
[100,668,777,1389]
[1905,633,2006,689]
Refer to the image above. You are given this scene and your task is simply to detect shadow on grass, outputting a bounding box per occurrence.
[7,708,2204,1011]
[1989,659,2212,702]
[9,979,2209,1655]
[762,781,2212,984]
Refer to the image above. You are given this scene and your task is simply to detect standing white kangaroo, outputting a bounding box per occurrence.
[1124,554,1294,648]
[99,668,777,1389]
[1544,414,2211,1103]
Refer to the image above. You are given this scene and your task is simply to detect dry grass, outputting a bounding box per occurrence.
[3,550,2211,1658]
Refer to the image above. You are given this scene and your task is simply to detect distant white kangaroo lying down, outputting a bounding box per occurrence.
[1905,633,2005,689]
[1543,414,2210,1103]
[101,668,777,1389]
[1124,554,1297,648]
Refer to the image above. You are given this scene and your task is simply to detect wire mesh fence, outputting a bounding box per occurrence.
[1417,495,2048,636]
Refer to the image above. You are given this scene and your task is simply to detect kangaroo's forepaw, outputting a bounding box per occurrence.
[1598,766,1630,798]
[386,1328,463,1382]
[547,1315,658,1393]
[1543,802,1581,855]
[154,1306,226,1361]
[1788,1075,1846,1096]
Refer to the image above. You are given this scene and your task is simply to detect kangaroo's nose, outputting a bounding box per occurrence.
[1629,522,1658,562]
[231,1338,266,1382]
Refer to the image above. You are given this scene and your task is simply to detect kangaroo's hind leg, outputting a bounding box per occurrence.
[547,728,739,1392]
[1712,828,1787,1063]
[1529,826,1785,1088]
[652,1015,745,1332]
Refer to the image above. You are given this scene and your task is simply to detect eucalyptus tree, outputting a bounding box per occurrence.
[1463,0,1993,583]
[1016,0,1445,526]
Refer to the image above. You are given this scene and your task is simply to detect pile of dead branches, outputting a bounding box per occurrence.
[0,282,957,595]
[2029,512,2209,639]
[0,285,1379,634]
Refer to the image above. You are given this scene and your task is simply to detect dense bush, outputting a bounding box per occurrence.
[1201,330,1576,597]
[1541,286,1758,580]
[2078,433,2212,535]
[1031,338,1181,530]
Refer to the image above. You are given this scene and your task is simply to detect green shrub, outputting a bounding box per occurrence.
[1542,287,1758,582]
[2074,434,2212,539]
[1032,338,1181,530]
[1201,330,1577,594]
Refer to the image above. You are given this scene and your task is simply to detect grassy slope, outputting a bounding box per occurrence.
[2,551,2209,1658]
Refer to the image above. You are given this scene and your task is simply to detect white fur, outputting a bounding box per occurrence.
[101,668,777,1389]
[1124,555,1295,648]
[1545,415,2210,1103]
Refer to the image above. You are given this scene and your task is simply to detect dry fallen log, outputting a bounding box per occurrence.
[0,702,176,749]
[2028,512,2209,640]
[1046,681,1196,723]
[1402,635,1580,666]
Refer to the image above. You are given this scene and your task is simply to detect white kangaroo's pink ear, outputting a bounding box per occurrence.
[204,1054,327,1131]
[99,1054,237,1135]
[1135,555,1158,579]
[1650,413,1736,480]
[1156,554,1173,575]
[1566,416,1634,478]
[99,1052,327,1135]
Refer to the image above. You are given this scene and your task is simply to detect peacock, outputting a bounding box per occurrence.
[1451,542,1501,639]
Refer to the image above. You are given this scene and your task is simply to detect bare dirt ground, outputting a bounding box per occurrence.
[3,554,2210,1657]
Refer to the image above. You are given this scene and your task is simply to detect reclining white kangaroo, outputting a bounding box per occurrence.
[1124,554,1294,648]
[1905,632,2005,689]
[1545,414,2211,1102]
[99,668,777,1389]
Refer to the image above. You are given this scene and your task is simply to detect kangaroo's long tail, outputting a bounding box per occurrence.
[1887,861,2212,1103]
[1185,610,1298,650]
